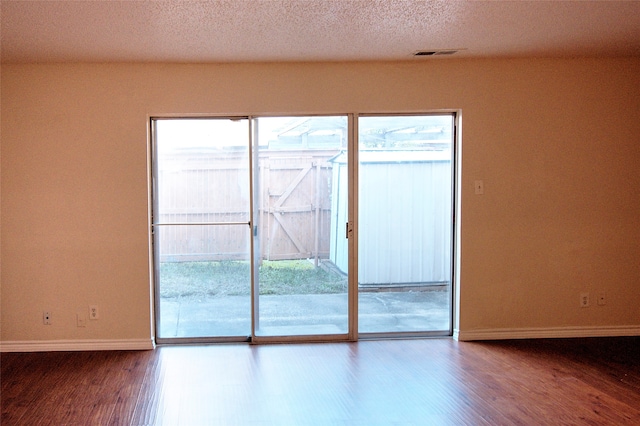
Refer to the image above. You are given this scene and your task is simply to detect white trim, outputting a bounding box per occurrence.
[0,339,155,352]
[452,328,461,341]
[454,325,640,341]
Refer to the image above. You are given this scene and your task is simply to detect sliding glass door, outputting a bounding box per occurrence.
[153,118,252,340]
[152,116,350,342]
[357,115,454,336]
[152,113,454,343]
[252,116,349,339]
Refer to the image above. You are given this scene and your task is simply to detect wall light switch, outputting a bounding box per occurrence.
[474,180,484,195]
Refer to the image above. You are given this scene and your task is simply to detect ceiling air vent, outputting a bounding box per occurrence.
[413,49,460,57]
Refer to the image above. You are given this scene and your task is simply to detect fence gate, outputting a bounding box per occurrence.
[257,150,337,265]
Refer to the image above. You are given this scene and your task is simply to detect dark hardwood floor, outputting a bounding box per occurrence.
[2,337,639,425]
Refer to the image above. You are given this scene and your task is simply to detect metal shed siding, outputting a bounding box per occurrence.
[330,151,452,285]
[329,157,349,273]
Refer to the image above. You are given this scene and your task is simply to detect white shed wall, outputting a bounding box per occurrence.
[330,152,452,285]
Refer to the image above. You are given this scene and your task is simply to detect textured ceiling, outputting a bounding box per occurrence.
[2,0,640,63]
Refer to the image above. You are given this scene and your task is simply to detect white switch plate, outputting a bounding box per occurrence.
[474,180,484,195]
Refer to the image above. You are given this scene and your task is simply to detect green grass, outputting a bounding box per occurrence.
[159,259,347,299]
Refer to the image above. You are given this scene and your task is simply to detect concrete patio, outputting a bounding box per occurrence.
[158,289,450,339]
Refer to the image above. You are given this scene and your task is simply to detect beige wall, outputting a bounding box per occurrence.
[1,58,639,345]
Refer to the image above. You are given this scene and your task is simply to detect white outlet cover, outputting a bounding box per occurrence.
[89,305,99,320]
[580,293,590,307]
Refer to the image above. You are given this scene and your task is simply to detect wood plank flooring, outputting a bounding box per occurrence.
[2,337,639,425]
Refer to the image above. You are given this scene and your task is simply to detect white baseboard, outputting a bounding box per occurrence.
[0,338,155,352]
[454,325,640,341]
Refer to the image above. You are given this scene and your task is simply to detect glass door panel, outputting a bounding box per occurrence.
[357,115,454,335]
[253,116,349,337]
[153,118,252,340]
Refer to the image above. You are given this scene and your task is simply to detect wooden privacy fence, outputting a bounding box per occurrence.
[156,149,340,264]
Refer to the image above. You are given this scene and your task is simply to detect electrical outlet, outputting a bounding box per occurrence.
[580,293,590,308]
[77,313,87,327]
[597,292,606,306]
[43,311,52,325]
[89,305,99,320]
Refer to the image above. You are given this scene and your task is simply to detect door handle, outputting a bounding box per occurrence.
[345,221,353,239]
